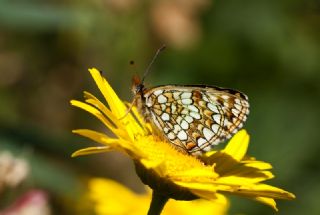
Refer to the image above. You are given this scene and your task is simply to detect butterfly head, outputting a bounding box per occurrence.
[132,75,145,96]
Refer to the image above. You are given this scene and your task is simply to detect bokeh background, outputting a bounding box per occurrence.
[1,0,319,214]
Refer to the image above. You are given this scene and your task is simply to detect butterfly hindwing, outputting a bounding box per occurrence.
[141,85,249,155]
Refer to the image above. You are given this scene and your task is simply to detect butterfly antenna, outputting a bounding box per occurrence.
[119,97,137,120]
[120,45,166,120]
[141,44,166,84]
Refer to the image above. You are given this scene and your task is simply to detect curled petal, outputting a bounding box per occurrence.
[72,146,112,157]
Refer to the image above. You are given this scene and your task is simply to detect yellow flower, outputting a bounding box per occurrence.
[89,178,229,215]
[71,68,295,213]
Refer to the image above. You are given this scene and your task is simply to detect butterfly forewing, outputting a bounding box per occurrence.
[141,85,249,155]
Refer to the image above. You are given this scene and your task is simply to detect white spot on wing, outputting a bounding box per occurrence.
[171,104,177,113]
[231,108,240,117]
[232,117,238,123]
[242,115,247,121]
[177,130,188,140]
[153,90,163,96]
[203,127,214,141]
[173,92,180,100]
[188,105,199,112]
[234,103,242,110]
[224,118,232,127]
[234,98,241,105]
[173,124,181,134]
[211,124,219,133]
[181,98,192,105]
[190,112,201,119]
[180,120,189,129]
[185,115,193,123]
[207,103,219,113]
[145,98,153,107]
[161,104,166,111]
[197,138,207,146]
[158,95,167,104]
[161,113,170,121]
[203,95,209,102]
[213,114,221,124]
[222,95,230,100]
[176,116,183,124]
[168,132,175,140]
[181,92,192,99]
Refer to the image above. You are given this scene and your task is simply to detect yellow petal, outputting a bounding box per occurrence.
[243,160,273,170]
[88,68,147,139]
[83,91,126,131]
[72,146,112,157]
[89,178,149,215]
[253,197,278,211]
[70,100,123,138]
[164,194,229,215]
[223,129,249,161]
[228,183,296,200]
[171,168,219,182]
[89,178,229,215]
[89,68,127,119]
[216,174,272,186]
[72,129,114,145]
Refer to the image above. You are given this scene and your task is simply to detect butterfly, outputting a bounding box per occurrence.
[130,46,249,156]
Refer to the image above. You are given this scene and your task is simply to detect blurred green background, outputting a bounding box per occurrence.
[0,0,319,214]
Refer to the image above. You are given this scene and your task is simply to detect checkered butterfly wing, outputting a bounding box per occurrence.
[142,85,249,155]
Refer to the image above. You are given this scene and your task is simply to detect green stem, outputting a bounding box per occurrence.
[147,191,169,215]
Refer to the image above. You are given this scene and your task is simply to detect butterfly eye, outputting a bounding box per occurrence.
[135,84,144,94]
